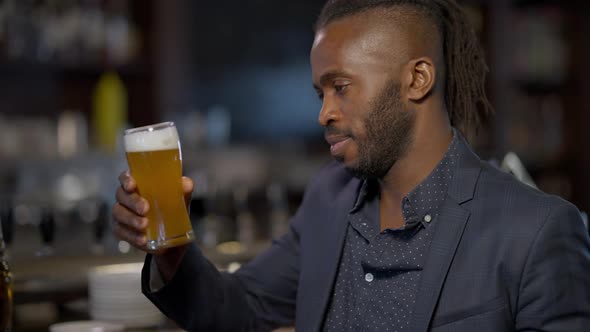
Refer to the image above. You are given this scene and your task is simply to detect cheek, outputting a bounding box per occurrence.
[346,98,372,133]
[349,115,369,140]
[342,141,360,166]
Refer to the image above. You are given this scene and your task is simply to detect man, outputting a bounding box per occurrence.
[112,0,590,331]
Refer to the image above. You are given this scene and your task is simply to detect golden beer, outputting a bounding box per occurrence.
[124,122,194,250]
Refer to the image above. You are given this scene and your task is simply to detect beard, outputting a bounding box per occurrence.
[347,80,415,179]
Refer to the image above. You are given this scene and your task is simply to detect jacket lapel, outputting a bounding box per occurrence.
[304,178,362,332]
[409,197,471,332]
[409,135,483,332]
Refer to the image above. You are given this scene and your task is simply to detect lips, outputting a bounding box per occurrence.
[325,134,351,156]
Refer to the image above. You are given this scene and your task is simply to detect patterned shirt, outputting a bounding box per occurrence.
[323,132,460,332]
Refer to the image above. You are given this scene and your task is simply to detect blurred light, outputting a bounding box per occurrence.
[57,111,87,158]
[78,200,99,224]
[118,240,131,254]
[14,204,41,226]
[227,262,241,274]
[57,174,85,202]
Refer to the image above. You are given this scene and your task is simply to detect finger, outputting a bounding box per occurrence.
[182,176,194,207]
[112,202,148,231]
[118,170,137,192]
[115,186,149,216]
[112,221,147,249]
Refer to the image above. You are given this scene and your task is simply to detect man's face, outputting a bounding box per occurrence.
[311,11,415,179]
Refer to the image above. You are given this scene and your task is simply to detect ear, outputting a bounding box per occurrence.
[404,57,436,102]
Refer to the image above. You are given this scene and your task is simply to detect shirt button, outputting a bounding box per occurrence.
[365,273,374,283]
[424,214,432,223]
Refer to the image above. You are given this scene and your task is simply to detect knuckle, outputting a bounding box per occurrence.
[118,171,134,192]
[115,187,124,203]
[111,203,125,221]
[119,170,129,180]
[118,176,126,188]
[112,198,120,210]
[135,233,144,244]
[119,230,133,244]
[134,217,145,229]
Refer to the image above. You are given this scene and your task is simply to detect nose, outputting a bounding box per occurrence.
[318,97,341,127]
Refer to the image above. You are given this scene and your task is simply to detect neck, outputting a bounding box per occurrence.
[378,110,453,203]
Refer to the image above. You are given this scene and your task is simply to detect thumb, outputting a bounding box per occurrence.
[182,176,194,208]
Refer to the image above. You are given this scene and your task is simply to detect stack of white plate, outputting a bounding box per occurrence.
[88,263,164,328]
[50,321,124,332]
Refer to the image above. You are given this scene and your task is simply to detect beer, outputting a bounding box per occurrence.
[124,122,194,250]
[0,223,12,331]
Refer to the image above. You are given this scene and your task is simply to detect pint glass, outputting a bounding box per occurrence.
[124,122,194,250]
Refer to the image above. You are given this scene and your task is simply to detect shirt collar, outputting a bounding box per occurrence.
[349,128,461,215]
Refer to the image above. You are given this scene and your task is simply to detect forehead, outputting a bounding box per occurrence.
[311,9,411,77]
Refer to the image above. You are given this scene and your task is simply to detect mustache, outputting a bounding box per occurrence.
[324,125,353,138]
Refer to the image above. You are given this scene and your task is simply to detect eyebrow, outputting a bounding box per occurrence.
[313,70,349,90]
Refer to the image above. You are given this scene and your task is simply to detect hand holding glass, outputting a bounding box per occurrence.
[124,122,194,250]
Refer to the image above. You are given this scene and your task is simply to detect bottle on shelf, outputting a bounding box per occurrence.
[92,70,128,153]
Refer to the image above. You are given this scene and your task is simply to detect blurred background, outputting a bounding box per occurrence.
[0,0,588,331]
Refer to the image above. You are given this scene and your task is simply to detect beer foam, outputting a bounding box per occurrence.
[124,126,180,152]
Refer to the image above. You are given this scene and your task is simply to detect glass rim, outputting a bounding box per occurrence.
[124,122,175,136]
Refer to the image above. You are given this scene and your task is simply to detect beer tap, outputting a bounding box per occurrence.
[37,208,56,256]
[234,186,255,248]
[0,205,13,250]
[267,183,290,240]
[92,201,109,255]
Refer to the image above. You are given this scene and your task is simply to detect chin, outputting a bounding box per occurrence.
[344,165,370,179]
[340,159,364,177]
[344,157,394,180]
[333,152,355,167]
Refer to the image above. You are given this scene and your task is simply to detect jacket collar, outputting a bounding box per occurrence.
[307,130,483,332]
[350,128,480,211]
[409,131,483,332]
[447,131,483,205]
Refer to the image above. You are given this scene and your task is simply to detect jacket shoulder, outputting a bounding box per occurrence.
[476,161,580,223]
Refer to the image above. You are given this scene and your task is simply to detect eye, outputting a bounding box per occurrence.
[334,82,349,95]
[315,88,324,100]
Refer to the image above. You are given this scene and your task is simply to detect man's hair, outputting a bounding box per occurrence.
[315,0,493,135]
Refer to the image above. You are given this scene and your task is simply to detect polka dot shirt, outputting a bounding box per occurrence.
[323,133,460,332]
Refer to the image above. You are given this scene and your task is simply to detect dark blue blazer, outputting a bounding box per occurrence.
[143,136,590,331]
